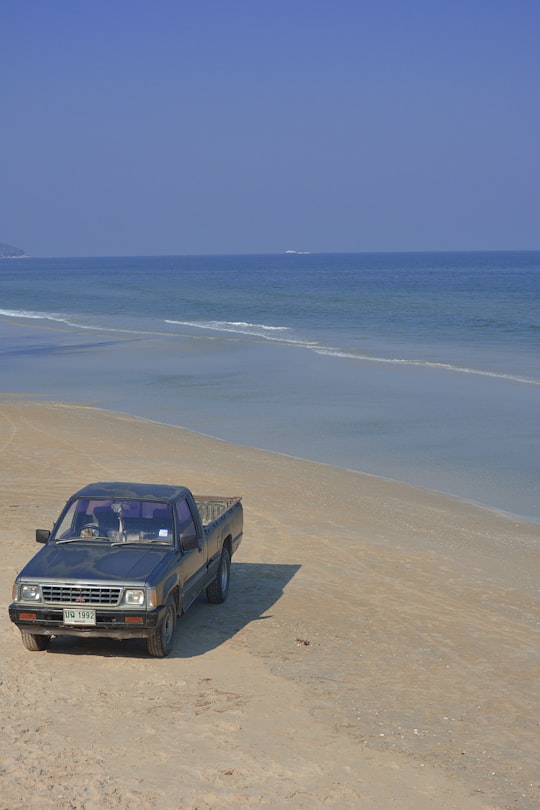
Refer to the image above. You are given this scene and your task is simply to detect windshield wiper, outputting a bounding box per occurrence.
[56,535,111,544]
[110,539,172,547]
[110,540,143,547]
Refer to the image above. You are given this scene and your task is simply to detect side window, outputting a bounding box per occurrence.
[176,499,198,550]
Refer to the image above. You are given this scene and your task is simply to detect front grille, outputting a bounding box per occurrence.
[41,585,122,605]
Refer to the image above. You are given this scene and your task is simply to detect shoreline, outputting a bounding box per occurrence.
[2,388,539,528]
[1,398,539,808]
[1,296,539,525]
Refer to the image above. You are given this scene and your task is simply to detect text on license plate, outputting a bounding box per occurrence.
[63,608,96,625]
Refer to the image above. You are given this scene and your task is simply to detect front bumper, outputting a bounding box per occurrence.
[8,603,166,640]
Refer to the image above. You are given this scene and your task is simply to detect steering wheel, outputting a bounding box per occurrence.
[80,523,101,538]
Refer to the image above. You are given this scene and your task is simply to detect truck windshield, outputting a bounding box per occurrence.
[53,498,174,545]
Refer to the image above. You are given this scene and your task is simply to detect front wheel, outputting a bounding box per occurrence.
[206,547,231,604]
[21,632,50,651]
[147,594,177,657]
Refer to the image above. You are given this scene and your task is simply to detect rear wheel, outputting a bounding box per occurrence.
[21,632,50,651]
[207,547,231,604]
[147,595,177,657]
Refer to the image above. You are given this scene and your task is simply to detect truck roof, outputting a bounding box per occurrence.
[72,481,190,503]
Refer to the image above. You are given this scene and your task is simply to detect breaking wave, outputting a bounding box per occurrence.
[3,309,537,386]
[313,347,540,385]
[164,319,319,346]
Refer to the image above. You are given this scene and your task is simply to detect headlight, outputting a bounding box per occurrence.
[123,589,145,606]
[20,584,41,601]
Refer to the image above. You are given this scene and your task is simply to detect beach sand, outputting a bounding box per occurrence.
[0,399,538,810]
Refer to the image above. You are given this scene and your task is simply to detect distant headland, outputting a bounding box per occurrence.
[0,243,27,258]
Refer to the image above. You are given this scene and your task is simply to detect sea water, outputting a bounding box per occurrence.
[1,252,539,522]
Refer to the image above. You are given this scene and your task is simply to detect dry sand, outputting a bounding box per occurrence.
[0,399,538,810]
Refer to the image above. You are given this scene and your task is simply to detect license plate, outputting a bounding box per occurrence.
[63,608,96,625]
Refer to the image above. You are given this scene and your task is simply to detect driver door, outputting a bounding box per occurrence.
[176,497,207,607]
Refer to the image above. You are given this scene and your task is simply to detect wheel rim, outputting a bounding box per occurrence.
[221,556,230,592]
[163,604,175,647]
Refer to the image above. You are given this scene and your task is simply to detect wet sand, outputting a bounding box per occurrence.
[0,399,538,809]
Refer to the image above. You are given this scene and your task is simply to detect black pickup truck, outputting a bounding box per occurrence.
[9,481,243,657]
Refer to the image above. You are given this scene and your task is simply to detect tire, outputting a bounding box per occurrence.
[206,547,231,604]
[147,594,177,657]
[21,632,50,651]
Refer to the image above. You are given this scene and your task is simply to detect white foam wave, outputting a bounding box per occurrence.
[164,319,319,346]
[221,321,288,332]
[165,319,287,333]
[4,308,536,386]
[0,308,62,321]
[0,307,166,339]
[313,347,540,385]
[0,308,95,332]
[0,308,117,332]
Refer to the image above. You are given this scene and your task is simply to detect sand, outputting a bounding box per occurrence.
[0,399,538,810]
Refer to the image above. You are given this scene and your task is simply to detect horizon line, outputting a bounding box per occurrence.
[4,247,540,261]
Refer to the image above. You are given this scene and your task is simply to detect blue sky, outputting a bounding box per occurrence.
[2,0,539,256]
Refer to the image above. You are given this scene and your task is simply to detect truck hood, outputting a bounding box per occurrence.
[18,543,173,584]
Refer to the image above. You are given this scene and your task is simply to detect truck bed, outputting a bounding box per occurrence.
[193,495,242,528]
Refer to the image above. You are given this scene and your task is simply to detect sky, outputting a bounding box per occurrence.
[2,0,539,257]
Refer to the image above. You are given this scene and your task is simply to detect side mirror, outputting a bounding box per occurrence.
[180,531,200,551]
[36,529,50,544]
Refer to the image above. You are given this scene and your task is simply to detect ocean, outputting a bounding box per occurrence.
[1,251,539,522]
